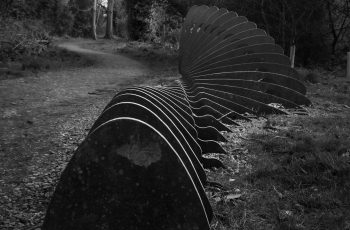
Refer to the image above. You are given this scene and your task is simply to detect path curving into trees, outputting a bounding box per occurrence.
[0,39,154,230]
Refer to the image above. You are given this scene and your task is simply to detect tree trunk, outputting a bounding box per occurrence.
[290,45,296,68]
[260,0,270,35]
[347,52,350,79]
[105,0,115,39]
[97,3,102,26]
[113,9,120,37]
[281,3,286,50]
[162,24,166,45]
[126,0,136,40]
[92,0,97,40]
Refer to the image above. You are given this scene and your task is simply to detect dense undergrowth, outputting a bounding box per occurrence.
[0,18,51,61]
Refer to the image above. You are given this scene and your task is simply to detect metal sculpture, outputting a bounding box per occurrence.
[43,5,310,230]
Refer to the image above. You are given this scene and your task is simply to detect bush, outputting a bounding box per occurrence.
[146,0,167,43]
[0,18,51,62]
[70,9,92,37]
[53,6,75,36]
[115,0,129,38]
[145,0,182,49]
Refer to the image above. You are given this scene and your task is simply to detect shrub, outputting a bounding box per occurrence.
[53,6,75,36]
[70,9,92,37]
[0,17,51,62]
[146,0,168,43]
[145,0,182,49]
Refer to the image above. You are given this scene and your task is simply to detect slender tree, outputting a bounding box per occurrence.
[325,0,350,54]
[260,0,270,35]
[92,0,97,39]
[125,0,135,40]
[105,0,115,39]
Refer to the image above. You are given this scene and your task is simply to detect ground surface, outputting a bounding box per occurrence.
[207,75,350,230]
[0,39,176,229]
[0,39,349,230]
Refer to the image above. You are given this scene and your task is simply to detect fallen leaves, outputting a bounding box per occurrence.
[207,188,244,204]
[225,193,242,201]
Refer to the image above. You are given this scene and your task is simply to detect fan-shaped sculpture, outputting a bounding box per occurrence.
[42,5,309,230]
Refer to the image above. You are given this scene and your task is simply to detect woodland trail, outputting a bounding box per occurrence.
[0,39,155,229]
[1,39,350,230]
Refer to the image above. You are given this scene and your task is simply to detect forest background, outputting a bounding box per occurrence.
[1,0,350,69]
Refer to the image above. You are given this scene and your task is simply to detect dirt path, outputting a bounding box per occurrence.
[0,39,154,229]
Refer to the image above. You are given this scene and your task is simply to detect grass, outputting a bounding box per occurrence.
[79,37,179,68]
[0,47,94,80]
[19,47,94,73]
[207,75,350,230]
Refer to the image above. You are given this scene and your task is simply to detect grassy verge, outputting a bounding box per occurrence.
[208,76,350,230]
[0,46,93,80]
[79,38,178,67]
